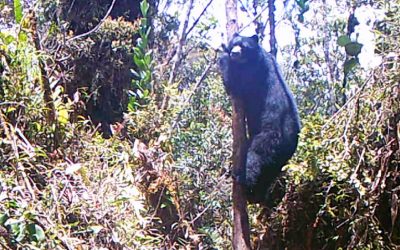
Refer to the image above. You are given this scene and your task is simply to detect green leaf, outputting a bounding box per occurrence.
[133,46,144,58]
[27,223,46,242]
[146,27,151,39]
[140,0,149,16]
[6,106,17,113]
[140,18,148,29]
[337,35,351,47]
[345,42,363,56]
[343,58,359,75]
[57,109,69,125]
[5,35,15,45]
[18,31,28,43]
[16,223,26,242]
[128,98,137,112]
[13,0,23,23]
[133,56,145,69]
[0,214,8,225]
[141,36,148,48]
[144,54,152,66]
[137,38,144,49]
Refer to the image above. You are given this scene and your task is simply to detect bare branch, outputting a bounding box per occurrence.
[238,0,255,20]
[160,0,195,110]
[185,0,214,38]
[67,0,117,42]
[268,0,277,57]
[238,4,268,34]
[167,0,194,86]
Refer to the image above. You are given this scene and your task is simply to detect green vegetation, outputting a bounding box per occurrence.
[0,0,399,249]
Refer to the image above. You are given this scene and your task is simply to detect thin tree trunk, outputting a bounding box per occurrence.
[225,0,251,249]
[30,10,60,150]
[321,0,336,114]
[268,0,277,57]
[161,0,194,110]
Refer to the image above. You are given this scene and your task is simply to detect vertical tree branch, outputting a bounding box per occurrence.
[268,0,277,57]
[321,0,337,114]
[167,0,194,85]
[30,10,60,149]
[225,0,251,249]
[161,0,194,110]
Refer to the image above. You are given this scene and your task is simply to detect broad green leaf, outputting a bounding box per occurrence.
[144,54,151,65]
[146,27,151,39]
[4,34,15,45]
[27,223,46,242]
[128,99,137,112]
[18,31,27,43]
[133,56,145,69]
[337,35,351,47]
[16,223,26,242]
[0,214,8,224]
[140,18,148,28]
[133,46,144,58]
[140,0,149,16]
[57,109,69,125]
[344,58,359,75]
[6,106,17,113]
[13,0,23,23]
[345,42,363,56]
[141,36,148,48]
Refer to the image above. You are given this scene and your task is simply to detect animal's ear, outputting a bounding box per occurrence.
[250,34,259,44]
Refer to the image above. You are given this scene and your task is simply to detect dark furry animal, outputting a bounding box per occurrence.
[219,34,301,203]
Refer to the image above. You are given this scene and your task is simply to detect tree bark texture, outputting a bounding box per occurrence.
[268,0,277,57]
[225,0,251,249]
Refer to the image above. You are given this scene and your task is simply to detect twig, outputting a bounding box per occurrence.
[189,172,230,224]
[34,218,72,250]
[0,112,36,200]
[161,0,195,110]
[67,0,77,15]
[185,0,214,39]
[238,0,255,20]
[0,101,25,107]
[150,185,166,223]
[238,4,269,34]
[67,0,117,42]
[167,0,194,85]
[322,73,372,130]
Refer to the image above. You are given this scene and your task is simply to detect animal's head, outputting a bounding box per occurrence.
[224,34,260,63]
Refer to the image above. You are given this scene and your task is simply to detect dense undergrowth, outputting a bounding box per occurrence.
[254,3,400,248]
[1,0,399,249]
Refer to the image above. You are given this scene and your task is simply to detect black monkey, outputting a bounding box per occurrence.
[219,34,301,203]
